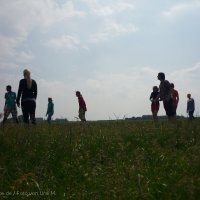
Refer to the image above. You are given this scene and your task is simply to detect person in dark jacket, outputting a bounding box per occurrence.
[16,69,37,124]
[157,72,175,120]
[76,91,87,122]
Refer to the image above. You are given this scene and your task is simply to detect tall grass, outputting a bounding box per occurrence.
[0,119,200,199]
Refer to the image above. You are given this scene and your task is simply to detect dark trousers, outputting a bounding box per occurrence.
[188,110,195,120]
[21,100,36,124]
[163,99,175,117]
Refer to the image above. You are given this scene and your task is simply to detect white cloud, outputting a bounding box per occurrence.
[81,0,134,16]
[162,1,200,18]
[0,1,84,37]
[0,0,84,69]
[45,35,81,50]
[89,20,139,43]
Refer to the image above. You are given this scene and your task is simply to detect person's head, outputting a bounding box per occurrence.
[157,72,165,81]
[187,94,191,99]
[153,86,158,92]
[48,97,52,102]
[76,91,81,97]
[6,85,11,92]
[170,83,174,89]
[23,69,31,78]
[23,69,32,88]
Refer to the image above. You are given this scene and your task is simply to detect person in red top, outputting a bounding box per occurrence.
[150,86,160,121]
[170,83,179,115]
[76,91,87,122]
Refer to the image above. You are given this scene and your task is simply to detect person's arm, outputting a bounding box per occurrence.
[16,80,22,107]
[4,93,7,106]
[176,91,179,104]
[150,93,153,102]
[193,99,195,111]
[33,80,37,99]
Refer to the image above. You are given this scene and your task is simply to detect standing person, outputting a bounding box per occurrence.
[2,85,19,124]
[76,91,87,122]
[150,86,160,121]
[157,72,175,120]
[170,83,179,115]
[46,97,54,123]
[16,69,37,124]
[187,94,195,120]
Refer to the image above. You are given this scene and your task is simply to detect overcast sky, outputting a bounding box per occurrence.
[0,0,200,121]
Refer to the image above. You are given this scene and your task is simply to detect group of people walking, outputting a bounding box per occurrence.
[1,70,196,124]
[1,69,87,125]
[150,72,195,121]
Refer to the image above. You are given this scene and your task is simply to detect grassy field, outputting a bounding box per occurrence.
[0,119,200,199]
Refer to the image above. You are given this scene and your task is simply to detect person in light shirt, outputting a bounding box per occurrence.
[187,93,195,120]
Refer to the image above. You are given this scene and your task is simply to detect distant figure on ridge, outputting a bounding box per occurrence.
[157,72,175,120]
[187,93,195,120]
[76,91,87,122]
[150,86,160,121]
[2,85,19,124]
[16,69,37,124]
[46,97,54,123]
[170,83,179,115]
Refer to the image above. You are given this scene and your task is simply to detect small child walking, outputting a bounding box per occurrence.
[150,86,160,121]
[46,97,54,123]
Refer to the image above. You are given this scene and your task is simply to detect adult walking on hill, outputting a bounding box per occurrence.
[16,69,37,124]
[2,85,19,124]
[157,72,175,120]
[76,91,87,122]
[170,83,179,115]
[46,97,54,123]
[150,86,160,121]
[187,94,195,120]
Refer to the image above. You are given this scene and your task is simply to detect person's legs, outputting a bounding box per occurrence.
[153,110,158,121]
[164,99,175,121]
[151,104,159,121]
[29,101,36,124]
[189,111,195,120]
[11,106,19,123]
[79,109,86,122]
[21,101,30,123]
[2,108,11,124]
[47,114,52,123]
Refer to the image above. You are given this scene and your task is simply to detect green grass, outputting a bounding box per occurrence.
[0,119,200,199]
